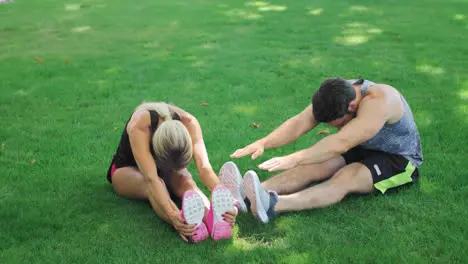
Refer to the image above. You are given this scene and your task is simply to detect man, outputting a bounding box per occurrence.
[219,77,423,223]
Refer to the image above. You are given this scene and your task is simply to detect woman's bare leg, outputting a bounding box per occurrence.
[111,166,177,223]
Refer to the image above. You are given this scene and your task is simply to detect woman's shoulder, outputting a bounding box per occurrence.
[127,110,152,130]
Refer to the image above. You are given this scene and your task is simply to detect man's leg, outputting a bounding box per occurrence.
[261,156,346,195]
[274,163,374,212]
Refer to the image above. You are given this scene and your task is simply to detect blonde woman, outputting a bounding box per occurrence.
[106,102,237,243]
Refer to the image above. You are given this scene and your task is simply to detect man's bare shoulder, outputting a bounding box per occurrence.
[362,83,403,123]
[365,83,401,102]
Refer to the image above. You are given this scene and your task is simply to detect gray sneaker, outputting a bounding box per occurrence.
[219,161,247,212]
[243,170,278,223]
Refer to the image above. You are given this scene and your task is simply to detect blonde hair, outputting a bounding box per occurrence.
[135,102,193,170]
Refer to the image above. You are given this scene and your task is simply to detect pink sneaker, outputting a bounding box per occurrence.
[181,190,209,243]
[206,185,235,240]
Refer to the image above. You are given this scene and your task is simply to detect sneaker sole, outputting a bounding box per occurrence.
[211,186,234,240]
[219,161,247,212]
[243,171,269,223]
[182,190,209,242]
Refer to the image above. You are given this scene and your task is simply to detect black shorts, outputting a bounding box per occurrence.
[342,146,419,194]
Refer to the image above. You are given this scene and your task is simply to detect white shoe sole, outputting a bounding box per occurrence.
[182,191,206,225]
[210,186,234,240]
[211,187,234,223]
[243,170,269,223]
[219,161,247,212]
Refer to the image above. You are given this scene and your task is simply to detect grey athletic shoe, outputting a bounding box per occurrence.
[219,161,248,212]
[243,170,278,223]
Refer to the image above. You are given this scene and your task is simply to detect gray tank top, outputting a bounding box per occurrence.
[347,79,423,167]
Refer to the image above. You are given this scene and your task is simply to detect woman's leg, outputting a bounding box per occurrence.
[169,169,210,214]
[111,166,177,223]
[169,169,237,226]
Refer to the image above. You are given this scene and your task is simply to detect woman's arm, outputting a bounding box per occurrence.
[170,106,219,191]
[127,110,195,240]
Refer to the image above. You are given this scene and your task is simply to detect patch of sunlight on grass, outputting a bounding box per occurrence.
[310,57,323,65]
[246,1,269,7]
[63,14,82,20]
[308,8,323,16]
[283,253,311,264]
[233,105,257,115]
[459,80,468,100]
[218,4,228,8]
[65,4,81,11]
[336,35,369,45]
[420,177,440,195]
[258,5,287,12]
[105,67,119,74]
[14,90,28,96]
[201,43,218,49]
[151,50,170,59]
[415,110,433,127]
[347,22,367,28]
[92,80,108,89]
[235,26,250,33]
[458,104,468,120]
[72,26,91,33]
[98,223,110,233]
[223,237,275,257]
[416,64,444,75]
[185,82,199,90]
[282,59,303,67]
[225,9,262,20]
[338,22,382,45]
[459,90,468,100]
[349,5,369,12]
[143,41,160,48]
[185,55,197,61]
[367,28,383,34]
[192,60,206,67]
[454,14,465,20]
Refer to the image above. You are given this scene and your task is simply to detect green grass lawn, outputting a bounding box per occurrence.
[1,0,468,263]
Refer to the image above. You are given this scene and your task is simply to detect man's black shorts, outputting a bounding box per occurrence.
[342,146,419,193]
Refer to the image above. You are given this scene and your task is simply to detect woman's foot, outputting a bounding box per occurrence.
[206,185,235,240]
[181,190,209,243]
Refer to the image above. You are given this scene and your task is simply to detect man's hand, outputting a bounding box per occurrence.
[258,155,298,172]
[230,141,265,160]
[167,210,196,242]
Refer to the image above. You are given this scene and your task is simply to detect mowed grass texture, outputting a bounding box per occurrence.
[1,0,468,263]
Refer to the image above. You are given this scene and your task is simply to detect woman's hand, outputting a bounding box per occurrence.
[167,210,196,242]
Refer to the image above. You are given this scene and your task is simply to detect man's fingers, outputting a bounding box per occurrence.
[259,158,278,169]
[268,165,281,172]
[230,148,247,158]
[252,148,263,160]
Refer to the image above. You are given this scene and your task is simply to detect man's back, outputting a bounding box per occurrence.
[347,79,424,167]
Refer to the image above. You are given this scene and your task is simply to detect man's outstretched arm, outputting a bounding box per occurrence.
[231,105,318,160]
[259,97,390,171]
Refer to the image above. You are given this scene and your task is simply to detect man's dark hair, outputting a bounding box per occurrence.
[312,77,357,123]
